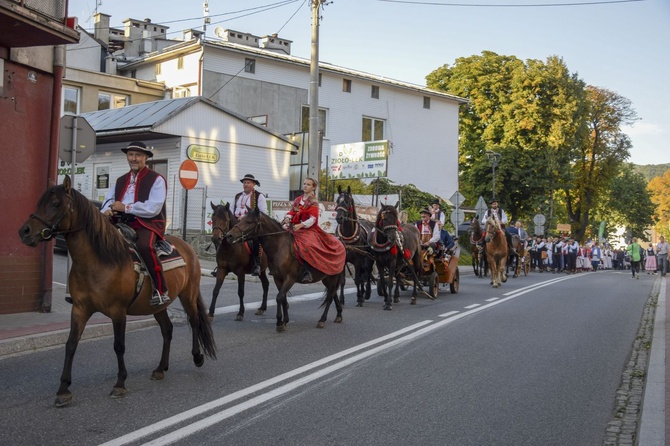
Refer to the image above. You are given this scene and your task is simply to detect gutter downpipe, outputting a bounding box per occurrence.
[41,44,66,312]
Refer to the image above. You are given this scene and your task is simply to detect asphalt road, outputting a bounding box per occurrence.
[0,257,653,446]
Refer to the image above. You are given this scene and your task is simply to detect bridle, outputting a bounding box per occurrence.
[29,191,77,241]
[336,197,362,242]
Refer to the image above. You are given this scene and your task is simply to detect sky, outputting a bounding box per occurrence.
[68,0,670,166]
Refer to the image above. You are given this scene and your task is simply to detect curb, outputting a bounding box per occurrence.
[0,318,157,358]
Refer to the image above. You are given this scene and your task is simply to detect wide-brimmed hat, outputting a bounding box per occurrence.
[419,208,431,216]
[490,198,498,204]
[121,141,154,158]
[431,199,440,205]
[240,174,260,186]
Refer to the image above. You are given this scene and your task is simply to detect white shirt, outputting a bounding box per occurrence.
[234,190,268,219]
[100,172,166,218]
[481,208,508,225]
[418,220,440,244]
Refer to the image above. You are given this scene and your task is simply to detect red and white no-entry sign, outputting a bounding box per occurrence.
[179,160,199,190]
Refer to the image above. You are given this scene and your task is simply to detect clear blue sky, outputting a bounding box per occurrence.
[69,0,669,166]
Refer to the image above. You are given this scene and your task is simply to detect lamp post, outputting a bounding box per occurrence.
[485,150,501,200]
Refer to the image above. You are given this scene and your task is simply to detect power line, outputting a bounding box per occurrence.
[376,0,645,7]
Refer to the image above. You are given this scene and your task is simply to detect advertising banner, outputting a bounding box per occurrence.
[329,140,388,179]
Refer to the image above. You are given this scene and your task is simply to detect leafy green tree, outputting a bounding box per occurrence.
[565,86,638,241]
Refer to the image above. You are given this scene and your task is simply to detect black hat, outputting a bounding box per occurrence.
[490,198,498,204]
[121,141,154,158]
[240,174,260,186]
[431,199,440,205]
[419,208,431,216]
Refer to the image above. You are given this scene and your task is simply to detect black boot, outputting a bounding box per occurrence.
[251,257,261,277]
[300,268,313,283]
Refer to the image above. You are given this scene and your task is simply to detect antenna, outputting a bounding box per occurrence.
[203,1,211,34]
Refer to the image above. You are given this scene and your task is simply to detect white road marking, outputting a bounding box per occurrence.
[464,304,481,309]
[438,311,460,318]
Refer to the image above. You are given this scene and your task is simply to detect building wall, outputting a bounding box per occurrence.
[0,57,56,313]
[66,30,102,72]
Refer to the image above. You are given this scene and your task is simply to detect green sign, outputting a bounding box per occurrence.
[187,144,220,164]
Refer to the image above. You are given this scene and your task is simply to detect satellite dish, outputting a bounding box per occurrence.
[214,27,225,39]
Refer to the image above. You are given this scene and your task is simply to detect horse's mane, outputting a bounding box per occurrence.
[213,203,238,227]
[56,186,131,267]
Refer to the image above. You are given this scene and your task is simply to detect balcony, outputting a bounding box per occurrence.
[0,0,79,48]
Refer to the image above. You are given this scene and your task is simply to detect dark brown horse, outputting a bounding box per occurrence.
[209,202,270,321]
[505,233,525,278]
[18,176,216,407]
[369,203,421,310]
[224,207,345,332]
[484,215,508,287]
[468,216,487,278]
[335,186,375,307]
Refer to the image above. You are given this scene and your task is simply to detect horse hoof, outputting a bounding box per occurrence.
[276,324,286,333]
[356,302,363,307]
[235,314,244,321]
[151,370,165,380]
[492,284,499,288]
[255,309,265,315]
[383,305,392,311]
[193,353,205,368]
[55,393,73,408]
[502,277,508,283]
[410,298,417,305]
[207,314,214,323]
[334,316,343,323]
[109,387,127,398]
[316,321,326,328]
[393,297,400,304]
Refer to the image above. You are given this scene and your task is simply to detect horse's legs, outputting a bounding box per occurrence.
[355,261,365,307]
[235,274,245,321]
[363,258,372,300]
[110,317,128,398]
[151,309,173,380]
[274,278,292,332]
[55,308,92,407]
[208,270,225,320]
[317,274,344,328]
[379,266,392,310]
[257,271,269,315]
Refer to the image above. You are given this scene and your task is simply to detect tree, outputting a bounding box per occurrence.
[648,169,670,238]
[565,86,638,241]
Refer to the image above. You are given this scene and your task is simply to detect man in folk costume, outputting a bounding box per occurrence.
[282,178,346,283]
[100,141,169,307]
[234,174,268,276]
[481,198,514,258]
[430,199,446,228]
[415,209,441,254]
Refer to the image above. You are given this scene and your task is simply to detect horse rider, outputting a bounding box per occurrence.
[234,174,268,276]
[416,208,441,255]
[100,141,169,307]
[481,198,514,257]
[282,177,346,283]
[430,199,446,228]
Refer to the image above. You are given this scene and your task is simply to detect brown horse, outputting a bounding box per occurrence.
[18,176,216,407]
[369,203,421,310]
[224,207,345,332]
[468,216,487,278]
[484,215,508,288]
[209,202,270,321]
[335,186,375,307]
[505,233,526,278]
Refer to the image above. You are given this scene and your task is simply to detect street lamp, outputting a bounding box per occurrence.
[485,150,501,200]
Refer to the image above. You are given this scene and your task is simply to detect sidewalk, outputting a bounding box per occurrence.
[0,258,218,357]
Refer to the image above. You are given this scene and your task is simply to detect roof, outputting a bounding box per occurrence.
[122,39,468,104]
[80,96,296,145]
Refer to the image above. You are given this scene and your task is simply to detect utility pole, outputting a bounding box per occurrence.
[308,0,323,198]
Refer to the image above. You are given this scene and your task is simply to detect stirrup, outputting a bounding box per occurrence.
[150,292,170,307]
[251,264,261,276]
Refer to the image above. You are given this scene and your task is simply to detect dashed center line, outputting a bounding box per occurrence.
[439,311,460,318]
[464,304,481,309]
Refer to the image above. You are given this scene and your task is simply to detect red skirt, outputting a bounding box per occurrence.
[292,227,346,275]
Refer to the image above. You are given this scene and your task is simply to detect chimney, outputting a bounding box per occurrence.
[260,34,292,55]
[94,13,111,44]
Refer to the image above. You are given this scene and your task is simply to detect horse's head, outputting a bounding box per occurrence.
[224,206,261,244]
[335,185,355,225]
[376,202,400,237]
[484,215,501,243]
[210,201,235,247]
[19,176,76,247]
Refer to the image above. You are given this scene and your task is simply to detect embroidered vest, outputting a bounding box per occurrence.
[235,190,261,216]
[114,167,166,236]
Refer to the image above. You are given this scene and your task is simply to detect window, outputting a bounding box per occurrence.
[362,117,385,142]
[155,63,161,75]
[371,85,379,99]
[342,79,351,93]
[301,106,327,136]
[245,58,256,74]
[98,92,129,111]
[62,86,80,115]
[423,96,431,109]
[177,56,184,70]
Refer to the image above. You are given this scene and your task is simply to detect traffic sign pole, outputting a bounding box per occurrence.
[65,117,78,299]
[178,160,200,240]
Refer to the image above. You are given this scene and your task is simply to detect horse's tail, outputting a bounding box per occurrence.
[320,270,345,308]
[195,292,217,359]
